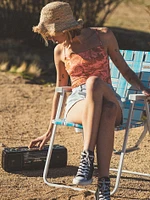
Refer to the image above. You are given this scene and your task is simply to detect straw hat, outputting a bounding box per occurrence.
[33,1,83,36]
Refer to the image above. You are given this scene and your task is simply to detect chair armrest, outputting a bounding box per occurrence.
[129,94,150,101]
[52,119,83,129]
[55,86,72,93]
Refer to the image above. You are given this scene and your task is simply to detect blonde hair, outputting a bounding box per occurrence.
[33,24,51,46]
[33,25,82,47]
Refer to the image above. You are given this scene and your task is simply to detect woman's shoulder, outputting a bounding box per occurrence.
[54,43,63,53]
[54,43,64,59]
[54,43,66,64]
[88,27,116,49]
[90,27,113,37]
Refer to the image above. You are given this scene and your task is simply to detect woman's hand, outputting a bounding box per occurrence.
[28,131,51,150]
[142,88,150,103]
[142,88,150,97]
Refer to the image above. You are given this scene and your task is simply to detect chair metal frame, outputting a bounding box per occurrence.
[43,50,150,195]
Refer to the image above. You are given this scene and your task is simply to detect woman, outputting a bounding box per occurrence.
[29,2,150,199]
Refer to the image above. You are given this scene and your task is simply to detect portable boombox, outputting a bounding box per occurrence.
[2,144,67,172]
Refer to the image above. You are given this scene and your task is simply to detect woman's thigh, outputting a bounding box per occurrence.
[66,99,86,124]
[65,81,123,126]
[66,98,122,126]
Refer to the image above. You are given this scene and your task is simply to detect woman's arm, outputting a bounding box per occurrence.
[47,44,69,130]
[106,29,150,96]
[29,44,69,149]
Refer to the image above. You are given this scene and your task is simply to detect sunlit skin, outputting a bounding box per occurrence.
[29,27,150,179]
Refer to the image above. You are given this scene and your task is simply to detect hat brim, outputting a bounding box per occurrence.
[33,19,83,36]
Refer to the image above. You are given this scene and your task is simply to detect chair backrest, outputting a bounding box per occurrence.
[109,50,150,129]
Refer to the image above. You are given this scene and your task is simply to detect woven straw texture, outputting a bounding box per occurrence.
[34,1,83,35]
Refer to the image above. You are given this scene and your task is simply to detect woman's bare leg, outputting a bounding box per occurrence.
[66,76,122,186]
[67,76,121,151]
[96,99,122,178]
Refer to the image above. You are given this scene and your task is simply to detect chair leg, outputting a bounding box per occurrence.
[43,123,57,183]
[110,100,135,195]
[110,99,150,195]
[133,100,150,147]
[114,122,147,154]
[144,100,150,134]
[42,88,95,192]
[134,122,148,147]
[43,89,66,184]
[43,122,95,192]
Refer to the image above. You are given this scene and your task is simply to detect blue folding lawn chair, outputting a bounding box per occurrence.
[43,50,150,195]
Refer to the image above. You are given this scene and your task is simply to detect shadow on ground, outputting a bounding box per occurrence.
[8,165,78,178]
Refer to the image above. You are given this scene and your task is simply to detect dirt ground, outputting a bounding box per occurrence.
[0,72,150,200]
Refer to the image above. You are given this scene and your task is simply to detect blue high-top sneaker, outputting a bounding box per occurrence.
[73,150,94,185]
[95,177,110,200]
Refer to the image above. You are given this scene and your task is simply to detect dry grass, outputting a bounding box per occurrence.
[103,0,150,33]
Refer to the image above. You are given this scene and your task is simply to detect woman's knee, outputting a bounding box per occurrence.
[102,100,118,120]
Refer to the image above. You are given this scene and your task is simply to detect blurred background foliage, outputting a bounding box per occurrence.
[0,0,150,83]
[0,0,123,39]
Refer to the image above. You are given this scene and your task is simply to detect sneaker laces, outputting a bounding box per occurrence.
[97,177,110,200]
[76,150,94,178]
